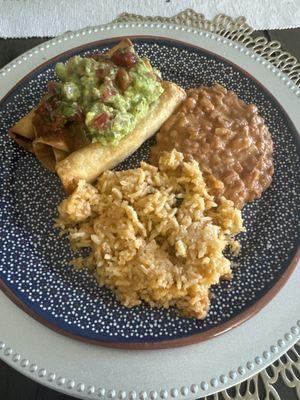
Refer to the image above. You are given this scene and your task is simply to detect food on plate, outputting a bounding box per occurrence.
[9,39,275,320]
[56,150,244,319]
[9,109,36,153]
[56,81,186,193]
[9,38,186,191]
[150,84,274,208]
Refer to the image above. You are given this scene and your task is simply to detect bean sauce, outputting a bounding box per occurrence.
[150,84,274,208]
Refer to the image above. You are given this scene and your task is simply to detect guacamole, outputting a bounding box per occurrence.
[39,45,163,146]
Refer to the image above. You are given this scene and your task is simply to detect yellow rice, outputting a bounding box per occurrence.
[56,150,244,319]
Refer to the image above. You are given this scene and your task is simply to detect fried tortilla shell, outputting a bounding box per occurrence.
[8,38,140,168]
[56,81,186,193]
[9,109,36,152]
[9,39,186,191]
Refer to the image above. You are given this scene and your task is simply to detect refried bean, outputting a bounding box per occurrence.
[150,84,274,208]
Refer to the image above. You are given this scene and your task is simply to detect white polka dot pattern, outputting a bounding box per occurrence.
[0,38,299,345]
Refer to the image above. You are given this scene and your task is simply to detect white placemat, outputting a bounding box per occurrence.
[1,0,300,38]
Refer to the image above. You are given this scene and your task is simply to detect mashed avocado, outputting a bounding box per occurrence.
[54,48,163,145]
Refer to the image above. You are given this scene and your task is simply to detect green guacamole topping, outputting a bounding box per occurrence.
[51,48,163,145]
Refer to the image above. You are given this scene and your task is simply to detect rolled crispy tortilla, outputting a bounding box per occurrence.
[9,109,36,152]
[32,141,57,172]
[9,38,147,169]
[53,148,70,162]
[9,39,186,191]
[56,81,186,193]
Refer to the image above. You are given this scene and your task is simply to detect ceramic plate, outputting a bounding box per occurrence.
[0,21,299,399]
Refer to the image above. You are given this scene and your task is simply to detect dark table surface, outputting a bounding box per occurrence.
[0,28,299,400]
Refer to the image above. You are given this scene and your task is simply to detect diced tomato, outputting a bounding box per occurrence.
[101,88,111,102]
[70,107,85,123]
[101,85,117,102]
[37,100,55,116]
[96,67,114,81]
[116,68,130,92]
[92,112,109,130]
[47,81,58,94]
[111,49,137,68]
[96,61,115,80]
